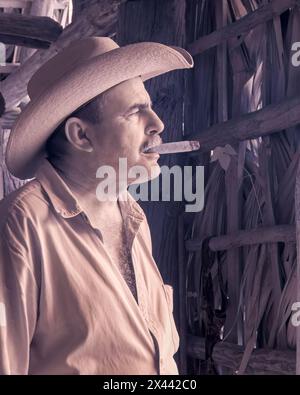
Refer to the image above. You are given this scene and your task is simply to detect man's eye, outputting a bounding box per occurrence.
[129,109,140,116]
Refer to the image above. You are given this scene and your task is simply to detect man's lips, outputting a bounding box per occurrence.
[141,151,160,160]
[141,138,163,153]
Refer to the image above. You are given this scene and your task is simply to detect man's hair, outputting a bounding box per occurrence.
[45,91,107,163]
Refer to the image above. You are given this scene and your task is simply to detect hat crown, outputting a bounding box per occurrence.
[28,37,119,100]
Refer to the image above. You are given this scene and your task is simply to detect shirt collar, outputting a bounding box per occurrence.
[35,158,146,222]
[35,159,82,218]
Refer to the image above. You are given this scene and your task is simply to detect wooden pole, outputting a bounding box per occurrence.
[184,0,215,175]
[186,224,296,252]
[187,335,295,374]
[189,94,300,152]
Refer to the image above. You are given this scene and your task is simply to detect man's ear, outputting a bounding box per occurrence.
[64,117,93,152]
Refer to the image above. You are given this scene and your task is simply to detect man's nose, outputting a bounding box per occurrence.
[145,110,164,136]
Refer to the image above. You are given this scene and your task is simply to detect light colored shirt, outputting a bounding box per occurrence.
[0,159,180,375]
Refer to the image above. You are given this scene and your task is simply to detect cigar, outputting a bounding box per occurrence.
[145,140,200,154]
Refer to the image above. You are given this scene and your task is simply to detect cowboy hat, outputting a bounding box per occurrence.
[5,36,194,180]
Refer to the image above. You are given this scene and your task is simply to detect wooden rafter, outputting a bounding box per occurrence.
[188,0,297,56]
[186,225,295,252]
[0,13,63,48]
[189,94,300,152]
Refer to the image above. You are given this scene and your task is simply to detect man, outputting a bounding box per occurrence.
[0,37,193,374]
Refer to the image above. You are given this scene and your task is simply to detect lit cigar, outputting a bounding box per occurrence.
[145,140,200,154]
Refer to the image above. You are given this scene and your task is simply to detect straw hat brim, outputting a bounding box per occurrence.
[5,42,193,180]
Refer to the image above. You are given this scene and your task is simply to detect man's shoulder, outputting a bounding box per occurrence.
[0,179,49,229]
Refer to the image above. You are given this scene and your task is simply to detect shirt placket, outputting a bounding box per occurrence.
[81,209,162,373]
[133,267,164,374]
[80,211,143,311]
[123,211,165,374]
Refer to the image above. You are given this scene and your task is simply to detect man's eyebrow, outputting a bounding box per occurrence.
[124,100,153,114]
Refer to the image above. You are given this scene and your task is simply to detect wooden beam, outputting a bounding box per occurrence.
[0,13,63,49]
[187,0,297,56]
[187,335,296,374]
[185,224,296,252]
[0,0,125,111]
[216,0,241,344]
[189,94,300,152]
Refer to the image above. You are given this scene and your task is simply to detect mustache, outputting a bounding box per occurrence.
[141,137,163,153]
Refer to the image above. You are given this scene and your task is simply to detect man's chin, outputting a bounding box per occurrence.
[129,164,161,185]
[147,164,161,181]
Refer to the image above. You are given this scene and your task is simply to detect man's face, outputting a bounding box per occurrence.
[86,77,164,184]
